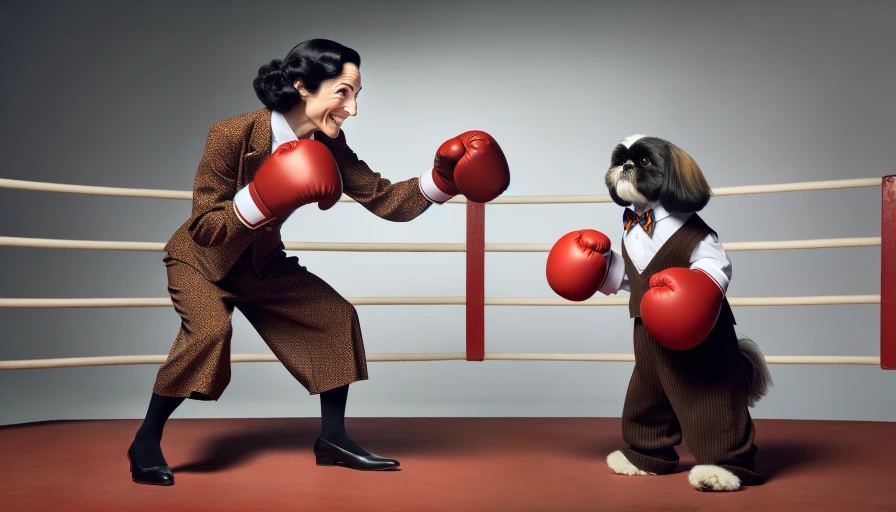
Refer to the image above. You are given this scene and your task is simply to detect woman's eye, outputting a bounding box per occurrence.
[640,157,651,167]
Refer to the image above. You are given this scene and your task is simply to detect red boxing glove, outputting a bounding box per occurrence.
[640,267,724,350]
[233,140,343,229]
[419,131,510,204]
[546,229,612,302]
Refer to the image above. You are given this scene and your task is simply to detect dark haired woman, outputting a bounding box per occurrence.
[127,38,510,485]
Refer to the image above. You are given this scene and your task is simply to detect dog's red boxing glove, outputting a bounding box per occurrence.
[420,131,510,204]
[546,229,612,302]
[233,140,343,229]
[640,267,724,350]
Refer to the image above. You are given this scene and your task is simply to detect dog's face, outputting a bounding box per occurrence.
[604,134,711,213]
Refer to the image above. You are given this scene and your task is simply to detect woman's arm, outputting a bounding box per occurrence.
[316,130,433,221]
[186,122,254,247]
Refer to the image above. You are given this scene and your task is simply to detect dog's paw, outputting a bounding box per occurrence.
[688,465,741,492]
[606,450,653,476]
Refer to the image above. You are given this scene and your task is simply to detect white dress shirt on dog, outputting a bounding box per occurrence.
[599,201,732,296]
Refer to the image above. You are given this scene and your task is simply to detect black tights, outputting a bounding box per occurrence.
[132,393,185,467]
[132,384,364,467]
[319,384,369,455]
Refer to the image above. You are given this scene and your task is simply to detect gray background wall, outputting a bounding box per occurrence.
[1,0,893,425]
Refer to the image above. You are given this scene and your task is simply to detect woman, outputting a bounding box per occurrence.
[127,39,509,485]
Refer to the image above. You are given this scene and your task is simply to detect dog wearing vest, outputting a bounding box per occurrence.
[546,134,772,491]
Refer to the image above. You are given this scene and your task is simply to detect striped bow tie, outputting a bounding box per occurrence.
[623,208,655,236]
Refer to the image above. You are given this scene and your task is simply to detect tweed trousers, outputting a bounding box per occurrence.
[153,249,367,400]
[620,317,762,484]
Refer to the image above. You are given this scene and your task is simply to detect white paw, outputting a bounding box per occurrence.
[606,450,653,476]
[688,464,741,492]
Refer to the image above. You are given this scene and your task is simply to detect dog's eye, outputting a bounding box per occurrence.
[639,157,651,167]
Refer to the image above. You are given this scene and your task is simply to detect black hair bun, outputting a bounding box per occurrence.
[253,58,296,112]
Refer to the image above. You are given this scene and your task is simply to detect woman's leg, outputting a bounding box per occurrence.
[320,383,369,455]
[130,259,236,483]
[132,393,186,467]
[153,259,237,400]
[236,266,398,468]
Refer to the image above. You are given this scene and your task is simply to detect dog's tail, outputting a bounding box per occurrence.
[738,334,773,407]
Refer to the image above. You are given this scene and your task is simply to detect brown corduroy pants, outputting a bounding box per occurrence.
[152,253,368,400]
[620,318,763,485]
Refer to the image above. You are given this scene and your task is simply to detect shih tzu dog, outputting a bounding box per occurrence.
[606,133,711,212]
[600,134,772,492]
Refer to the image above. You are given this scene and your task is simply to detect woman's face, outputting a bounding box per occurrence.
[295,63,361,138]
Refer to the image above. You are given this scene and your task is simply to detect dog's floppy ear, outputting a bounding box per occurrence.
[659,144,711,212]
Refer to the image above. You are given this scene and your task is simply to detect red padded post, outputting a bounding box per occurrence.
[881,175,895,369]
[466,201,485,361]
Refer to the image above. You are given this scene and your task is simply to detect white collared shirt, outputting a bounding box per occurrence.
[599,201,732,295]
[270,110,307,151]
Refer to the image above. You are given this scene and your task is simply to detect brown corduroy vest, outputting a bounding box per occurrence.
[621,213,735,324]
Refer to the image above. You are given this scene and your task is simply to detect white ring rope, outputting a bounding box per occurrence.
[0,353,878,370]
[0,298,468,308]
[0,178,193,200]
[0,178,459,204]
[0,236,882,253]
[0,237,166,252]
[488,177,883,204]
[482,354,880,365]
[0,295,880,308]
[0,177,881,203]
[486,296,880,306]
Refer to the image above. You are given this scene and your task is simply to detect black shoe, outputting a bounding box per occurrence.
[127,442,174,485]
[313,436,399,471]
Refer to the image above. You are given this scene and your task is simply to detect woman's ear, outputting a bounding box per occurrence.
[659,144,712,213]
[293,79,307,99]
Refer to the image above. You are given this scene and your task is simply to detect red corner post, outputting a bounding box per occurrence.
[466,201,486,361]
[882,176,896,369]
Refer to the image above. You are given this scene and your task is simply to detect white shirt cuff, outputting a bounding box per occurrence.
[418,169,456,204]
[598,250,626,295]
[691,260,729,295]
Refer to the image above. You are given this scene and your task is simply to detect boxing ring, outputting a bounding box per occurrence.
[0,175,893,369]
[1,174,895,511]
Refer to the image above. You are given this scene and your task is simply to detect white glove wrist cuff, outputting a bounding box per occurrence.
[598,250,625,295]
[233,184,268,229]
[419,169,456,204]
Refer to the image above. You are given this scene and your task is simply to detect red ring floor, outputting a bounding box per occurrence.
[2,417,894,511]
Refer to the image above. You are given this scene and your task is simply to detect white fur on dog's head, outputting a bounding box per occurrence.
[620,133,647,149]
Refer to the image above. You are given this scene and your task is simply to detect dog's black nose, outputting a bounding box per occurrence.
[623,163,634,172]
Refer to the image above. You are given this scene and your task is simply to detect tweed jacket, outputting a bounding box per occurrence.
[164,108,432,282]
